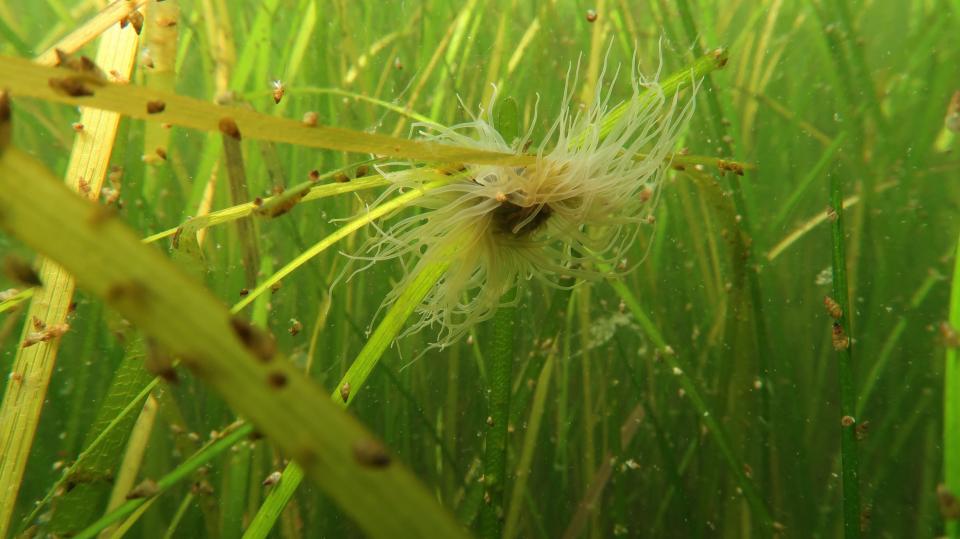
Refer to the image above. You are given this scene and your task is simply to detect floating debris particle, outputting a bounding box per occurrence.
[272,80,285,104]
[288,319,302,336]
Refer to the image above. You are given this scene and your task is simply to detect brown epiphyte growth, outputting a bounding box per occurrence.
[229,317,276,363]
[288,319,303,336]
[937,484,960,519]
[267,371,288,389]
[22,323,70,348]
[219,117,241,140]
[717,159,745,176]
[146,339,178,383]
[3,256,42,287]
[824,295,842,319]
[146,100,166,114]
[49,77,96,98]
[352,438,391,468]
[121,11,145,34]
[831,322,850,351]
[0,90,10,151]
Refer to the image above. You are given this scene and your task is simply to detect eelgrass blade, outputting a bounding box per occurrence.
[73,422,253,539]
[0,54,533,166]
[243,256,453,538]
[944,230,960,538]
[0,24,140,538]
[16,372,160,534]
[828,167,862,539]
[0,145,468,539]
[604,271,775,531]
[231,174,455,314]
[34,0,138,66]
[479,303,517,539]
[503,346,554,539]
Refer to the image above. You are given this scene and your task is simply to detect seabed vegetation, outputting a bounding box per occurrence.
[0,1,958,538]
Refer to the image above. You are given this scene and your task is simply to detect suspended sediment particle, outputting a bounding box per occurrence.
[272,80,285,104]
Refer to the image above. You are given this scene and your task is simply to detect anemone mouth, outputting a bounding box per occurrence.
[492,199,552,236]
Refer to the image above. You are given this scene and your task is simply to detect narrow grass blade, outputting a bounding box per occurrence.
[74,422,253,539]
[99,393,159,537]
[231,174,453,313]
[503,348,554,539]
[479,303,517,539]
[243,256,452,538]
[828,167,862,539]
[604,272,775,531]
[944,230,960,538]
[34,0,138,66]
[0,24,140,537]
[0,54,533,166]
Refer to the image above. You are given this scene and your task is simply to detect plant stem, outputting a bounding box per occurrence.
[829,169,861,539]
[944,230,960,539]
[480,302,517,539]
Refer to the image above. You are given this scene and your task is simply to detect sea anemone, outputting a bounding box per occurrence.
[353,54,698,346]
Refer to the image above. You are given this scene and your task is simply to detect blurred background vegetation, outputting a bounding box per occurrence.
[1,0,958,537]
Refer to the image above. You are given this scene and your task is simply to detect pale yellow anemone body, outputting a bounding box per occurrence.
[356,58,698,346]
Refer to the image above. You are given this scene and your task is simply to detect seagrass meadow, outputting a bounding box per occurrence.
[0,0,959,537]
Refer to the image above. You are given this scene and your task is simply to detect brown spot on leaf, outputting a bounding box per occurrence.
[146,100,166,114]
[352,438,391,468]
[268,371,288,388]
[229,317,276,362]
[219,117,241,140]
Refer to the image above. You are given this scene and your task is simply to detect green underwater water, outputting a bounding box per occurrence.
[1,0,959,537]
